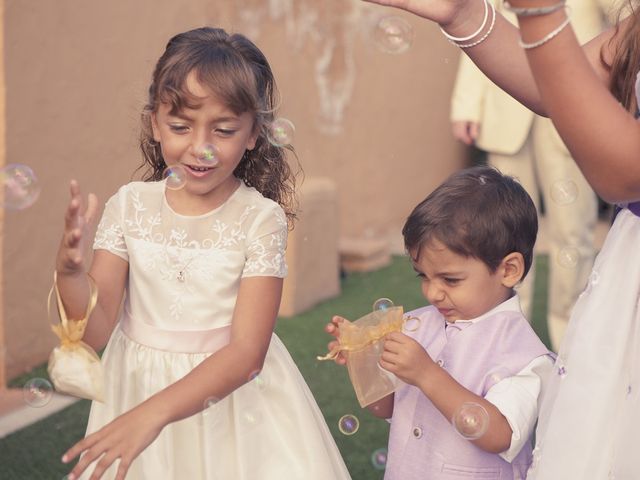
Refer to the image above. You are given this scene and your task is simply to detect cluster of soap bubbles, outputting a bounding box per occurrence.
[23,377,53,408]
[0,163,40,211]
[372,16,414,54]
[162,143,223,191]
[452,402,490,440]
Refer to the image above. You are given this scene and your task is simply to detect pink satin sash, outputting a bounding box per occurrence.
[120,309,231,354]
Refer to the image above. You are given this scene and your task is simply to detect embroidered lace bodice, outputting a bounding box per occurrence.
[93,180,287,330]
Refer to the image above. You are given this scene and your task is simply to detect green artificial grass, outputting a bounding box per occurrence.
[0,254,550,479]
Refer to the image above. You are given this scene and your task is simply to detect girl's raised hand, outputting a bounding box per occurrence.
[62,404,164,480]
[56,180,98,276]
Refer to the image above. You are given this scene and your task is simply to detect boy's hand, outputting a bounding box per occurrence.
[56,180,98,276]
[379,331,435,387]
[323,315,349,365]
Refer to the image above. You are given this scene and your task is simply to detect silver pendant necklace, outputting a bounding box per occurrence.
[174,252,197,282]
[165,246,199,283]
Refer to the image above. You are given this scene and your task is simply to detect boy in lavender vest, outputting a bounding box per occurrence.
[326,166,554,479]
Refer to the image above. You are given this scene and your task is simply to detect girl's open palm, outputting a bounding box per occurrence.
[62,406,164,480]
[57,180,98,275]
[361,0,467,25]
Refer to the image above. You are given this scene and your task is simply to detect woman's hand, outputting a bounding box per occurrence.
[361,0,471,27]
[56,180,98,276]
[62,404,165,480]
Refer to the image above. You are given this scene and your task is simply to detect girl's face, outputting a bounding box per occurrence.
[151,72,258,213]
[410,239,516,322]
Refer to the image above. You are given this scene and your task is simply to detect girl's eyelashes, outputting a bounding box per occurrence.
[216,128,237,137]
[167,124,238,137]
[168,124,189,133]
[444,278,461,285]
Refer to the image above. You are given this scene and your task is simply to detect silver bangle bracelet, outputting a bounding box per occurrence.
[457,1,497,49]
[503,0,566,17]
[440,0,489,42]
[519,9,571,49]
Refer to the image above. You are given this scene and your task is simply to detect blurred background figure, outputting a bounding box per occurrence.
[449,0,617,351]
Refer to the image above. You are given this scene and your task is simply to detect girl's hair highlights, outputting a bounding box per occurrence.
[138,27,299,226]
[602,1,640,113]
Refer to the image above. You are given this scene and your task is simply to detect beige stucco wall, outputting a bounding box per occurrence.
[1,0,466,381]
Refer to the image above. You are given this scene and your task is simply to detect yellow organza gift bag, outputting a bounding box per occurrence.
[318,303,409,407]
[47,273,105,402]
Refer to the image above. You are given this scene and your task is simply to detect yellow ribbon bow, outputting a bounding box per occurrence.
[48,271,99,359]
[317,306,419,361]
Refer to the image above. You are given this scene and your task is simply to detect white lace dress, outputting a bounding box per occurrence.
[81,180,351,480]
[526,76,640,480]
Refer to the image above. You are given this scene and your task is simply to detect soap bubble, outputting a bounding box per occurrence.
[241,408,263,428]
[550,179,578,205]
[248,369,269,391]
[196,143,220,167]
[163,165,187,190]
[373,298,394,312]
[23,377,53,407]
[338,414,360,435]
[370,447,388,470]
[557,246,580,268]
[373,16,413,54]
[486,366,513,394]
[0,163,40,210]
[452,402,489,440]
[267,118,295,147]
[403,315,421,332]
[203,396,220,409]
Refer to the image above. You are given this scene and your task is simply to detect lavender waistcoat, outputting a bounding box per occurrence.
[384,305,552,480]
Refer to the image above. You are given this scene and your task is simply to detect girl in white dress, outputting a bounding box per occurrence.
[55,27,351,480]
[361,0,640,478]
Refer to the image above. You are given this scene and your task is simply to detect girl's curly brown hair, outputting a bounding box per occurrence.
[602,1,640,113]
[138,27,299,227]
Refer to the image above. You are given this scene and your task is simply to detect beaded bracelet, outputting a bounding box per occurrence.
[458,1,496,49]
[440,0,489,42]
[503,0,566,17]
[519,8,571,49]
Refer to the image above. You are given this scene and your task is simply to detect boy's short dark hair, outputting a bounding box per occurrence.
[402,165,538,278]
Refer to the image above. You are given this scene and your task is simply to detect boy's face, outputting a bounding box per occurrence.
[410,239,514,323]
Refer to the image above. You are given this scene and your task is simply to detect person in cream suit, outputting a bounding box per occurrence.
[450,0,616,351]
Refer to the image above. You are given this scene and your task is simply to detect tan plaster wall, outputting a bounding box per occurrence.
[2,0,466,380]
[0,0,5,388]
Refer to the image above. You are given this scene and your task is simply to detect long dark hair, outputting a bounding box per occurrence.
[602,1,640,113]
[138,27,299,226]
